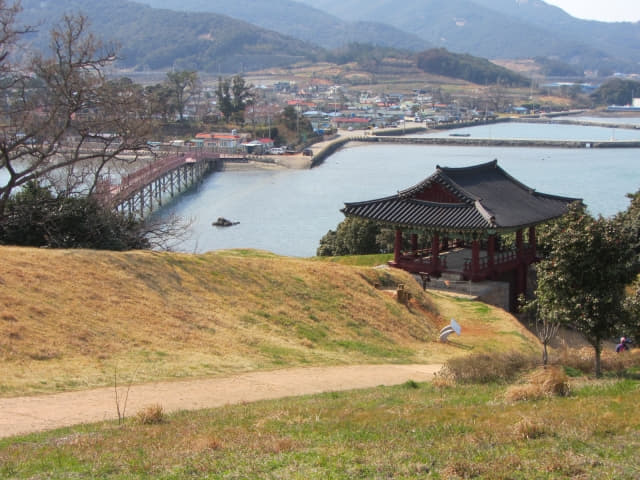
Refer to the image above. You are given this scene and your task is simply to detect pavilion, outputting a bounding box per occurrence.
[341,160,580,304]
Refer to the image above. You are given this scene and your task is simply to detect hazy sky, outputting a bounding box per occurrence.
[544,0,640,23]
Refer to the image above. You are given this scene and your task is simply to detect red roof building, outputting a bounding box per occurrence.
[342,160,579,306]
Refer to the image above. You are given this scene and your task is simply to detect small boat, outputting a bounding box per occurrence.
[449,133,471,137]
[212,217,239,227]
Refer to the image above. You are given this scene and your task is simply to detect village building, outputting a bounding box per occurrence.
[341,160,579,309]
[331,116,371,130]
[194,132,249,152]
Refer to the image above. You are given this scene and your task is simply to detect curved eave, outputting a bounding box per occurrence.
[342,198,491,231]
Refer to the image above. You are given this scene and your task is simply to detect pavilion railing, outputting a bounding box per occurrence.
[463,245,536,275]
[395,253,448,274]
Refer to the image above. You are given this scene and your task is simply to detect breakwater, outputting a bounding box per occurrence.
[511,117,640,130]
[350,136,640,148]
[310,133,640,168]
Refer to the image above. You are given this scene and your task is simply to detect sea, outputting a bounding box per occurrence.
[156,121,640,257]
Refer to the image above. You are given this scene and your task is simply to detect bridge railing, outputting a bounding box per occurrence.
[96,151,215,206]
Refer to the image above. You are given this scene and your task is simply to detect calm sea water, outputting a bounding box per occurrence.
[3,122,635,257]
[159,122,640,257]
[414,121,640,141]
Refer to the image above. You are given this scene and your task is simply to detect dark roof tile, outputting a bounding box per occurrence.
[342,160,580,232]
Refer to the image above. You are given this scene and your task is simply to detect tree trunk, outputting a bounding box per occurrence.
[542,342,549,366]
[594,342,602,378]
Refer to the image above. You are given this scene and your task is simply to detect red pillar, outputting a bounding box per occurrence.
[515,229,523,258]
[394,228,402,264]
[471,237,480,280]
[431,232,440,272]
[488,234,496,277]
[516,264,527,298]
[516,228,526,297]
[528,226,537,258]
[411,233,418,255]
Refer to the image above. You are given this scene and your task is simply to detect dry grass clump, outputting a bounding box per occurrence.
[556,346,640,375]
[135,404,165,425]
[441,350,538,384]
[512,416,548,439]
[431,371,455,389]
[505,365,570,402]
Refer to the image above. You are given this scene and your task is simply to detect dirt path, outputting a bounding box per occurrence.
[0,364,441,439]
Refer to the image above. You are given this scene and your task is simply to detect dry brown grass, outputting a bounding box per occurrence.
[441,350,539,384]
[135,404,165,425]
[505,366,570,402]
[0,246,540,396]
[553,344,640,374]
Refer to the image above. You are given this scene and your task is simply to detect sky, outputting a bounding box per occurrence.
[543,0,640,23]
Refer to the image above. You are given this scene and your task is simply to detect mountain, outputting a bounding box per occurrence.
[471,0,640,67]
[18,0,324,72]
[136,0,432,51]
[296,0,640,73]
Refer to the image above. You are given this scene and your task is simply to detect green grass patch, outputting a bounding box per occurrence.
[3,379,639,479]
[332,340,412,359]
[311,253,393,267]
[296,324,327,343]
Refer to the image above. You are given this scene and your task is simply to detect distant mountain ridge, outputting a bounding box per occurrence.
[19,0,324,72]
[135,0,432,51]
[298,0,639,73]
[16,0,640,75]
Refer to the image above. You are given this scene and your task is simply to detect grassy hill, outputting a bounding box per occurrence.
[2,247,640,478]
[0,246,539,397]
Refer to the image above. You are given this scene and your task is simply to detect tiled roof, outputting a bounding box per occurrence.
[342,160,580,232]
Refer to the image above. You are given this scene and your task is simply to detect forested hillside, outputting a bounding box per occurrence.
[126,0,431,51]
[417,49,529,86]
[20,0,322,72]
[296,0,640,73]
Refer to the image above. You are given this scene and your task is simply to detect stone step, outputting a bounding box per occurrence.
[440,271,465,281]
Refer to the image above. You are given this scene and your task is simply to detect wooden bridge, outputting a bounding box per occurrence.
[96,151,224,218]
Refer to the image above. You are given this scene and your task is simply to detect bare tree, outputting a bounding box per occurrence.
[137,212,194,251]
[536,310,561,366]
[0,9,153,218]
[520,295,560,366]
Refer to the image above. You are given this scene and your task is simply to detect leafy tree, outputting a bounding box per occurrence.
[275,106,315,147]
[591,78,640,106]
[215,76,233,122]
[0,7,152,219]
[144,82,176,122]
[0,182,149,250]
[317,217,382,256]
[534,203,636,376]
[215,75,253,123]
[166,70,199,121]
[230,75,254,123]
[622,281,640,344]
[614,190,640,270]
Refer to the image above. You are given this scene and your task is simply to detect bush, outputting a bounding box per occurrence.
[441,351,538,384]
[0,182,149,250]
[135,404,165,425]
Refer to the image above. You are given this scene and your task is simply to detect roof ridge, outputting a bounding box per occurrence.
[435,171,480,203]
[474,200,496,226]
